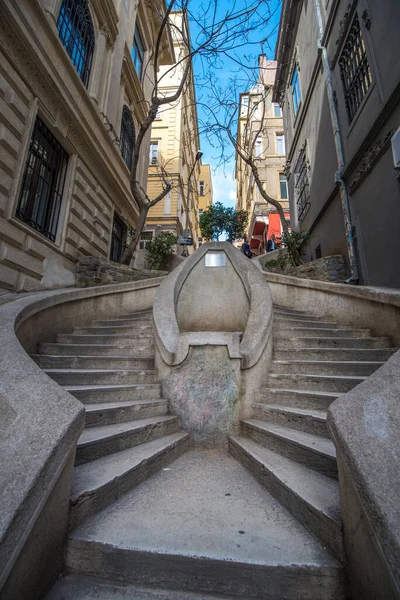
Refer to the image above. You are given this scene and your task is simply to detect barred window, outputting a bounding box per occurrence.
[120,106,135,170]
[339,15,372,123]
[110,213,127,263]
[295,145,310,221]
[57,0,95,88]
[139,231,153,250]
[16,118,68,242]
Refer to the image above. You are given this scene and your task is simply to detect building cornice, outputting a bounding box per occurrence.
[273,0,303,103]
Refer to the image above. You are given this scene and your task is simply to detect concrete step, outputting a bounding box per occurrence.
[265,372,365,393]
[67,450,346,599]
[94,318,152,327]
[252,404,328,437]
[74,324,154,335]
[229,436,342,560]
[241,419,337,479]
[64,383,162,403]
[272,359,384,376]
[39,343,154,357]
[70,432,190,530]
[273,347,397,361]
[274,318,342,328]
[57,333,154,345]
[84,399,168,427]
[45,574,242,600]
[274,326,371,338]
[275,336,392,349]
[31,355,155,370]
[45,368,158,386]
[76,416,180,465]
[259,388,341,411]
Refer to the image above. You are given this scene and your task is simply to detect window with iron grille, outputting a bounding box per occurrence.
[16,118,68,242]
[339,15,372,123]
[120,106,135,170]
[57,0,95,88]
[132,25,145,80]
[110,213,127,263]
[295,145,310,221]
[139,231,153,250]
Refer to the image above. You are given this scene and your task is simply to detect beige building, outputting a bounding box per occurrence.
[197,164,213,245]
[137,12,211,261]
[0,0,173,291]
[236,58,289,255]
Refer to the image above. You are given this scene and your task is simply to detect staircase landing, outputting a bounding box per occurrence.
[64,450,343,599]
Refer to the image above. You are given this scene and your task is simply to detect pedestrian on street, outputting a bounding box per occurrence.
[266,234,276,253]
[242,236,252,258]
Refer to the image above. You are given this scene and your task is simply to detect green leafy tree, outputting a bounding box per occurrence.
[199,202,249,242]
[146,231,178,271]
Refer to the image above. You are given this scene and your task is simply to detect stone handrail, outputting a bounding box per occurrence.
[154,241,273,369]
[263,270,400,599]
[0,278,164,599]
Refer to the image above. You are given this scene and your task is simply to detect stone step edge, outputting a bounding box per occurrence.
[253,403,327,421]
[78,416,179,447]
[229,436,343,561]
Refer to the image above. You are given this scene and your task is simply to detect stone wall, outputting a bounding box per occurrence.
[264,254,348,283]
[76,257,166,288]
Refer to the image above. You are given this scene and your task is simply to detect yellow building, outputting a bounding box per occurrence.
[137,12,212,262]
[236,57,289,255]
[0,0,173,290]
[197,165,213,245]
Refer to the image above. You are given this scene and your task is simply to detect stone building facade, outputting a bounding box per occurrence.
[0,0,173,291]
[139,12,210,262]
[236,58,289,255]
[274,0,400,286]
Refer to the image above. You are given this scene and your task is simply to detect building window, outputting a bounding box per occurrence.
[16,118,68,242]
[199,181,205,196]
[255,137,263,157]
[155,107,162,120]
[291,65,301,116]
[279,173,288,199]
[149,141,158,164]
[339,15,372,123]
[164,190,171,215]
[57,0,94,88]
[240,96,249,117]
[110,213,127,263]
[120,106,135,170]
[139,231,153,250]
[276,134,285,155]
[273,103,282,117]
[295,145,310,221]
[132,24,145,80]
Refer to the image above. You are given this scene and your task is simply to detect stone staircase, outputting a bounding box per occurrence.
[32,309,190,532]
[229,303,395,564]
[38,304,396,599]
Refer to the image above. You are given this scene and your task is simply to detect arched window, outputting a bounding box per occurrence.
[120,106,135,170]
[57,0,95,88]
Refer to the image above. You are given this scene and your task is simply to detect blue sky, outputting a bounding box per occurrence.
[190,0,282,209]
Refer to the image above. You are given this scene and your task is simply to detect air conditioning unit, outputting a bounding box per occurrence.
[391,126,400,168]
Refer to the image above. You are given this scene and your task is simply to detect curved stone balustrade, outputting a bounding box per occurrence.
[0,278,164,600]
[263,270,400,600]
[153,242,274,447]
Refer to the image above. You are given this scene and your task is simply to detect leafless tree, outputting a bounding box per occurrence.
[121,0,275,264]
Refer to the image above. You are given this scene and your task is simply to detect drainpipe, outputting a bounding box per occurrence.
[313,0,359,282]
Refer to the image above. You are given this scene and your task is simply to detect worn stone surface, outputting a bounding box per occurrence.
[66,450,345,599]
[76,257,167,288]
[163,346,241,448]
